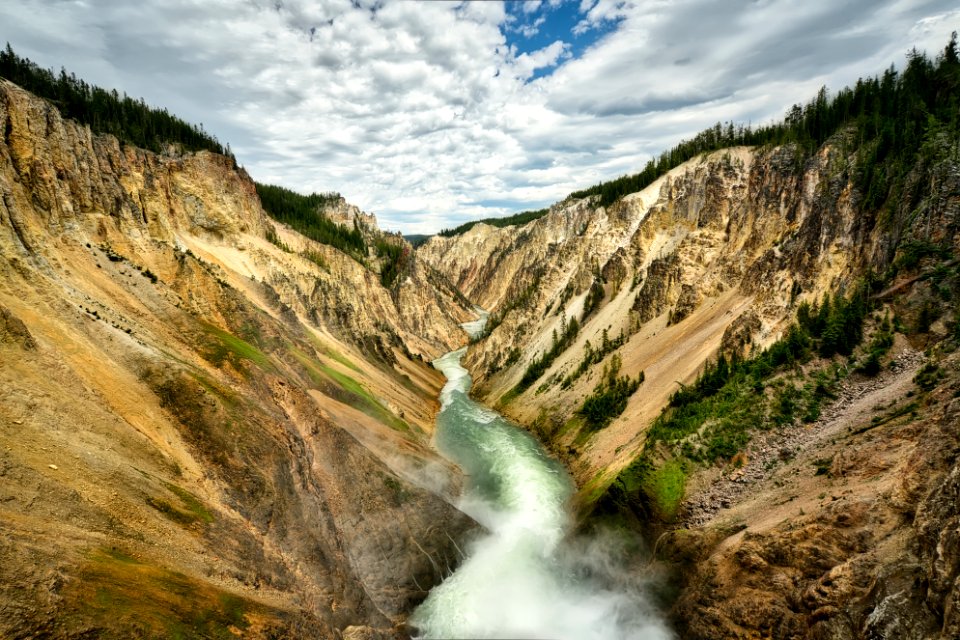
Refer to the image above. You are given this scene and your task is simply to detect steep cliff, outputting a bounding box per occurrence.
[420,144,883,492]
[420,129,960,637]
[0,78,475,638]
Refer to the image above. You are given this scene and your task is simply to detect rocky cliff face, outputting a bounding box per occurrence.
[0,79,476,638]
[420,145,882,493]
[420,135,960,637]
[667,345,960,639]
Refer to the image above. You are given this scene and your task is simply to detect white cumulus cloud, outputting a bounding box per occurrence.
[0,0,957,233]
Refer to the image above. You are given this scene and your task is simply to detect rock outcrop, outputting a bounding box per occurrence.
[0,78,475,638]
[420,131,960,638]
[668,347,960,639]
[419,145,879,495]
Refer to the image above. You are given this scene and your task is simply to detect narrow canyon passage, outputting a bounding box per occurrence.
[411,335,672,639]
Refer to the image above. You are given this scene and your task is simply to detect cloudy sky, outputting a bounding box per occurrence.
[2,1,957,233]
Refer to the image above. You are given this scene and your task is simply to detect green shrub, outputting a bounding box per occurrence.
[642,459,686,522]
[577,356,644,430]
[562,328,627,389]
[302,249,328,270]
[914,362,944,391]
[855,351,882,376]
[438,208,548,237]
[515,314,580,392]
[265,227,291,252]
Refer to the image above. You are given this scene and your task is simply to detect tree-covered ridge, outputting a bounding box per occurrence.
[437,208,549,238]
[514,314,581,393]
[572,34,960,211]
[441,34,958,237]
[596,287,874,522]
[0,44,231,157]
[255,182,411,288]
[373,237,410,288]
[254,183,367,258]
[402,234,433,248]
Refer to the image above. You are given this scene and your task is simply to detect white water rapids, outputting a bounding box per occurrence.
[410,318,672,639]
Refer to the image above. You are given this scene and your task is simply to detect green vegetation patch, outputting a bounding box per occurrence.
[858,400,921,434]
[301,249,328,270]
[374,237,410,288]
[265,226,292,252]
[290,347,411,433]
[191,371,242,410]
[71,547,266,639]
[642,290,868,462]
[855,312,895,376]
[255,183,366,259]
[201,322,273,372]
[382,474,412,505]
[914,362,945,391]
[319,364,410,433]
[642,459,687,522]
[304,332,361,372]
[577,354,644,431]
[595,285,883,524]
[438,207,549,238]
[146,482,214,527]
[562,327,627,389]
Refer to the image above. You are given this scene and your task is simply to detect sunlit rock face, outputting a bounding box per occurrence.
[0,78,477,638]
[419,145,879,492]
[420,131,960,638]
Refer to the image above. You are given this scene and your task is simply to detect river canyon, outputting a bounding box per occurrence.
[2,33,960,640]
[412,316,672,639]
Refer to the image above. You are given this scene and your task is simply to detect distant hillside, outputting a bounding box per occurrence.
[570,33,960,211]
[403,234,433,248]
[437,208,549,238]
[438,33,960,238]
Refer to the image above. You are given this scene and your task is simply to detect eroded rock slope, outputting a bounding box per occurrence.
[420,130,960,638]
[420,144,887,495]
[0,79,475,639]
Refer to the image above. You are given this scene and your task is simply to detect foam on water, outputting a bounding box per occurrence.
[412,345,672,640]
[459,306,490,341]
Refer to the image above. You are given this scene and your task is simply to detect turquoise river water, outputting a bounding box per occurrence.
[410,335,672,639]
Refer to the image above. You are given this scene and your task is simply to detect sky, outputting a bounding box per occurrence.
[1,1,957,234]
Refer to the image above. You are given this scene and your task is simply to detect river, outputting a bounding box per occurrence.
[410,319,672,639]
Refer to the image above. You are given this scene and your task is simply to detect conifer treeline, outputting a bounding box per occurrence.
[0,44,231,157]
[437,208,548,237]
[254,183,366,257]
[437,36,959,238]
[255,182,410,288]
[571,34,960,211]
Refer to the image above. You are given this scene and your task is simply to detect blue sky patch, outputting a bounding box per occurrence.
[502,0,625,80]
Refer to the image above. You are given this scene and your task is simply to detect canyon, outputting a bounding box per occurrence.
[417,127,960,637]
[0,78,475,638]
[2,47,960,640]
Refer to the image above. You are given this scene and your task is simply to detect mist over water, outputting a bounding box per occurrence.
[411,346,672,639]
